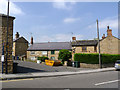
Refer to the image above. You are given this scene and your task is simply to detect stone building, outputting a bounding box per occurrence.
[72,26,120,55]
[72,40,98,54]
[0,14,15,73]
[27,26,120,61]
[12,32,28,60]
[27,39,71,60]
[99,26,120,54]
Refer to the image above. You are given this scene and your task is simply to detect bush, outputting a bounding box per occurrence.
[37,56,49,62]
[58,49,72,62]
[74,53,120,64]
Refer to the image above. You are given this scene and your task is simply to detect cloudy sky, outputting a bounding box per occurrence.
[0,0,118,42]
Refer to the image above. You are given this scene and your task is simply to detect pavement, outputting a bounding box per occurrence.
[0,67,115,80]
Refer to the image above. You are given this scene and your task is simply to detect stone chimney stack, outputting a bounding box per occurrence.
[102,34,105,39]
[15,32,19,39]
[107,26,112,36]
[72,37,76,41]
[31,36,33,45]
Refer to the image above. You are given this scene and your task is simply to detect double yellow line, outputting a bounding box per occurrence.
[0,78,34,82]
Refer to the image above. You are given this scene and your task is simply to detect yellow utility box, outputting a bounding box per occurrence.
[45,60,61,66]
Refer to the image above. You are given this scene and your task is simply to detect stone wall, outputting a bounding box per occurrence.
[27,50,60,60]
[80,63,114,69]
[13,37,28,57]
[27,51,48,60]
[72,46,97,60]
[0,16,2,57]
[48,51,59,60]
[72,46,97,54]
[0,14,15,73]
[98,36,119,54]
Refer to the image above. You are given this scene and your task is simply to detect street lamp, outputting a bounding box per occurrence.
[5,0,10,74]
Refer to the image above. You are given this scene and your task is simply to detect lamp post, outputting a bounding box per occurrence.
[5,0,10,74]
[96,19,102,69]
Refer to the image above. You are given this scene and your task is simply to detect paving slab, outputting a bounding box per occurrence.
[0,67,115,80]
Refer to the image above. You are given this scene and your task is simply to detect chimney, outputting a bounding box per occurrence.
[31,37,33,45]
[107,26,112,36]
[72,37,76,41]
[15,32,19,39]
[102,34,105,39]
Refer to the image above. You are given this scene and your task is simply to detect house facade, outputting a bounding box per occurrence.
[99,26,120,54]
[71,26,120,57]
[12,32,28,60]
[27,40,72,60]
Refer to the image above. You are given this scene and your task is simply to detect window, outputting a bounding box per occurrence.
[51,50,55,54]
[51,56,55,60]
[42,51,47,55]
[31,57,35,60]
[30,51,35,55]
[82,46,87,52]
[94,46,97,52]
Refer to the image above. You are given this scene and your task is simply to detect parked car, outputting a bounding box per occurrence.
[115,60,120,70]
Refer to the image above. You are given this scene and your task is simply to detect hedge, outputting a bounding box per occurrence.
[37,56,49,62]
[74,53,120,64]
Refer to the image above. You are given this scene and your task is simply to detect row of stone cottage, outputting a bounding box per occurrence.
[13,26,120,61]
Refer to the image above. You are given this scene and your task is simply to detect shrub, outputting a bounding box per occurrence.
[58,49,72,63]
[37,56,49,62]
[74,53,120,64]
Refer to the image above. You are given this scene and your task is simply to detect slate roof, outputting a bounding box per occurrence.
[71,40,98,46]
[13,37,28,43]
[27,42,72,51]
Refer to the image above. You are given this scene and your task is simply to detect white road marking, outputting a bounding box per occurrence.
[95,80,120,86]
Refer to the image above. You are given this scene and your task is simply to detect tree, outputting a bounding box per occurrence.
[58,49,72,63]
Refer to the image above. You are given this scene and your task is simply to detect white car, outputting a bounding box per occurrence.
[115,60,120,70]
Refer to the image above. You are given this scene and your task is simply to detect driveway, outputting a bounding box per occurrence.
[13,60,93,73]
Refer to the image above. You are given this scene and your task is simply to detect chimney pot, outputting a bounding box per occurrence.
[15,32,19,39]
[107,26,109,29]
[107,26,112,36]
[31,37,33,45]
[102,34,105,39]
[72,37,76,41]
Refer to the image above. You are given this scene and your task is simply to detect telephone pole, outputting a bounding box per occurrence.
[96,19,102,69]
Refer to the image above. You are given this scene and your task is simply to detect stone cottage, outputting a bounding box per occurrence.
[0,14,15,73]
[27,37,72,60]
[72,26,120,55]
[99,26,120,54]
[12,32,28,60]
[27,26,120,61]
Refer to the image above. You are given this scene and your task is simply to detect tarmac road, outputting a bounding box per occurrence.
[13,60,93,73]
[2,71,119,88]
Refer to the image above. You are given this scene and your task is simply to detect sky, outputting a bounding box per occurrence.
[0,0,118,43]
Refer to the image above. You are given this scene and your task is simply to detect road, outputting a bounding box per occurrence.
[2,71,119,88]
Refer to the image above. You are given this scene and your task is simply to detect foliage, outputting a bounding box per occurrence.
[74,53,120,64]
[58,49,72,62]
[37,56,49,62]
